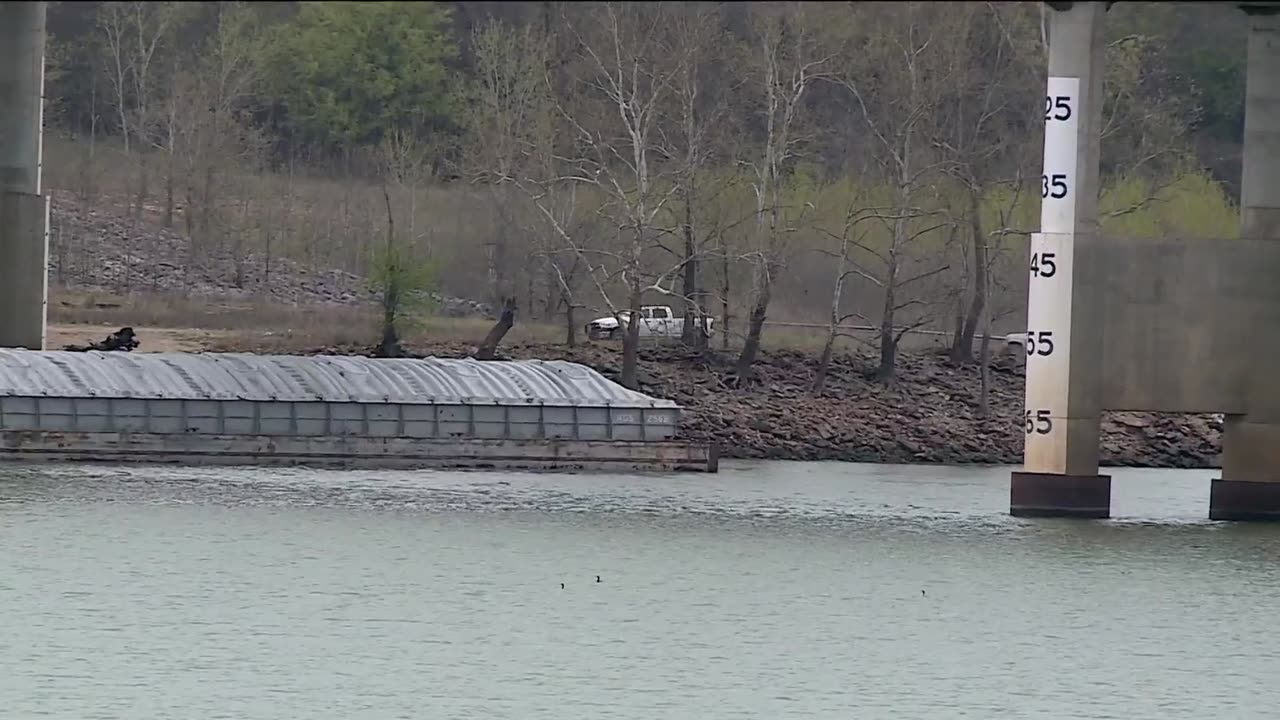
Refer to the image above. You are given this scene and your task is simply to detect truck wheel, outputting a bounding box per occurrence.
[608,328,621,341]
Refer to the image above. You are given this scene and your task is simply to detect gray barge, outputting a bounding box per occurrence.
[0,350,716,472]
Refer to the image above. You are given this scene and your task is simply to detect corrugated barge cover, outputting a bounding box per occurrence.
[0,350,678,408]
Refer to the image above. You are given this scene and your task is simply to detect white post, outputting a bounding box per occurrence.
[1024,74,1081,463]
[1012,1,1108,517]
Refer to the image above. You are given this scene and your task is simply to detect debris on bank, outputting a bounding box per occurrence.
[63,326,140,352]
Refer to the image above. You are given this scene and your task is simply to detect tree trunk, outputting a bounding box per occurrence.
[545,257,560,323]
[475,297,517,360]
[233,197,250,289]
[679,197,705,350]
[485,241,501,309]
[134,152,149,221]
[379,284,402,357]
[952,185,988,364]
[124,212,135,291]
[950,296,964,357]
[877,164,913,382]
[164,167,174,228]
[813,330,836,395]
[621,279,642,390]
[720,247,731,352]
[164,104,175,229]
[200,163,214,239]
[378,183,403,358]
[563,294,577,348]
[978,322,992,418]
[876,238,900,382]
[81,79,98,205]
[184,180,196,239]
[948,219,966,358]
[814,235,850,394]
[977,229,994,417]
[735,268,770,380]
[525,270,535,328]
[877,291,897,382]
[264,230,273,285]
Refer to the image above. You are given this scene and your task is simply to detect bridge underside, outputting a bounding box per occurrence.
[1013,1,1280,521]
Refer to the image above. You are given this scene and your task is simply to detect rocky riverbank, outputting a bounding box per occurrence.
[244,336,1221,469]
[48,190,1221,469]
[47,190,495,318]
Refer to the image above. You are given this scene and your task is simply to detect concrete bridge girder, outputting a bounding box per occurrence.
[1013,1,1280,521]
[0,1,49,351]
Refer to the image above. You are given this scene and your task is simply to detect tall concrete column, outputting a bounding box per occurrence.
[0,1,50,350]
[1010,1,1110,518]
[1212,6,1280,521]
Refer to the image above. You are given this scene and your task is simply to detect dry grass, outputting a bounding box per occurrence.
[50,287,563,352]
[49,286,963,359]
[48,324,236,353]
[52,286,365,334]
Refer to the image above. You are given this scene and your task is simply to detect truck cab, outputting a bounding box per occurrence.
[585,305,712,341]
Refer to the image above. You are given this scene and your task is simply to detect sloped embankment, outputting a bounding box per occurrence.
[46,190,494,317]
[237,335,1220,469]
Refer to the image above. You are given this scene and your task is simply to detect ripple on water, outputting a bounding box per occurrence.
[3,461,1280,719]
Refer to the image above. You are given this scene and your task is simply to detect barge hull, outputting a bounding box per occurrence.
[0,430,718,473]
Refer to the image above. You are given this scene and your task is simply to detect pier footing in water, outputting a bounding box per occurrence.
[1010,471,1111,519]
[1209,478,1280,521]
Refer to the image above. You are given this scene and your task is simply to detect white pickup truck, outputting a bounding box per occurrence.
[585,305,714,341]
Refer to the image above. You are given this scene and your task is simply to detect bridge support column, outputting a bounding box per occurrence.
[1010,1,1109,518]
[1211,8,1280,521]
[0,1,49,351]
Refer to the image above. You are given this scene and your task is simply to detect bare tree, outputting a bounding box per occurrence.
[467,16,590,348]
[812,199,897,394]
[96,2,133,155]
[555,2,688,388]
[475,297,518,360]
[170,1,267,253]
[96,2,186,221]
[975,176,1028,415]
[94,1,183,290]
[161,54,181,228]
[467,18,545,306]
[527,191,596,348]
[371,129,437,357]
[925,2,1040,364]
[477,3,686,389]
[834,1,958,382]
[1098,30,1200,191]
[734,3,832,380]
[659,3,739,352]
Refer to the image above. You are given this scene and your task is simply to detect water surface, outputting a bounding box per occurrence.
[2,461,1277,719]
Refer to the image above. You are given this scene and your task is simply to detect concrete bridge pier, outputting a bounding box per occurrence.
[1211,7,1280,521]
[1010,1,1111,518]
[0,1,50,350]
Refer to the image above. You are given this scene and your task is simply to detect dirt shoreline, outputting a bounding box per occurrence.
[201,334,1221,470]
[46,187,1220,470]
